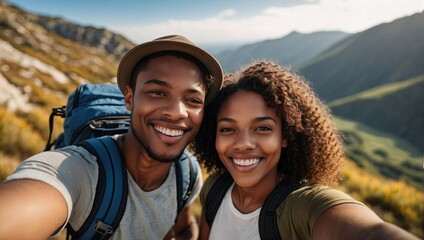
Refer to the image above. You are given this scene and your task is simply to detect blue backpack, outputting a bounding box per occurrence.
[45,83,131,150]
[45,84,198,240]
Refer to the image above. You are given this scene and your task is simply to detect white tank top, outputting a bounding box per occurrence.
[209,183,261,240]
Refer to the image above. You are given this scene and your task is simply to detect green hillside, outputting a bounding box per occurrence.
[328,75,424,150]
[334,117,423,190]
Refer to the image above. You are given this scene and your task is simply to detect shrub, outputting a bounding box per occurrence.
[0,105,45,159]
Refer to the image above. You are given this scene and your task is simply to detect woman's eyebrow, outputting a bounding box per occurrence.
[254,116,276,123]
[217,116,276,123]
[217,117,235,123]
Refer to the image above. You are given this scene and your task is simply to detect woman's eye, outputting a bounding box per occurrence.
[256,126,272,132]
[218,127,233,133]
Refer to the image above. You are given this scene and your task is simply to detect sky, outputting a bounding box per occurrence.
[5,0,424,50]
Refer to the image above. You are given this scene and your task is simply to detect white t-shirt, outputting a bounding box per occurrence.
[209,183,261,240]
[6,144,202,240]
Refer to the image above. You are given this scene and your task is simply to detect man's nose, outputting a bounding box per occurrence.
[163,100,189,120]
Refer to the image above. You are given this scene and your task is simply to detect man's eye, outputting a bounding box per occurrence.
[148,90,166,96]
[187,98,203,105]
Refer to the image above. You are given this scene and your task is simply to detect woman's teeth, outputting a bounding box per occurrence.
[233,158,260,166]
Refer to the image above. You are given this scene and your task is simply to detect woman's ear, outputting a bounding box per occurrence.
[124,85,133,111]
[281,137,288,148]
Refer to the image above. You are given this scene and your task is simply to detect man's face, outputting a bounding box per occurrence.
[125,55,206,162]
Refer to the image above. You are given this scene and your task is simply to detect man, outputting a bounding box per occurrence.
[0,35,223,239]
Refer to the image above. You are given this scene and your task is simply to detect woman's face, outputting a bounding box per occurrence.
[216,90,287,189]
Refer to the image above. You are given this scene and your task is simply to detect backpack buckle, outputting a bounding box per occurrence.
[182,190,192,200]
[52,106,66,118]
[94,221,113,235]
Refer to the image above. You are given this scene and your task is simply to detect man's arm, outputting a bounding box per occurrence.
[313,203,419,240]
[0,179,68,240]
[163,205,199,240]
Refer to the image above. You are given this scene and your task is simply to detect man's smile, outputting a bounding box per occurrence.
[153,125,184,137]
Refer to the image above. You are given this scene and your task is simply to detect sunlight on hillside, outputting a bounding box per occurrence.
[335,117,423,191]
[328,75,424,108]
[340,160,423,237]
[0,105,46,159]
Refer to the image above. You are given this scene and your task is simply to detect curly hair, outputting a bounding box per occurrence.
[192,60,344,186]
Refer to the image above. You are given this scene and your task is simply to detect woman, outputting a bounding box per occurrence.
[192,61,418,240]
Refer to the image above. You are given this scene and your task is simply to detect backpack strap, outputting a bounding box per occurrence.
[174,150,198,222]
[44,106,66,151]
[204,172,233,227]
[67,136,128,240]
[204,172,304,239]
[258,178,304,240]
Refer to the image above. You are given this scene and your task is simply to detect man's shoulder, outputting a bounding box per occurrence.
[53,145,98,163]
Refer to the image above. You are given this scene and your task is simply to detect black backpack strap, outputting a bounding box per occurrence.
[67,136,128,240]
[204,172,233,227]
[174,150,198,222]
[258,178,304,240]
[44,106,66,151]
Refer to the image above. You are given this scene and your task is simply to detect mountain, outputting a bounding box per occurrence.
[328,75,424,150]
[0,1,136,113]
[297,12,424,151]
[215,31,350,72]
[214,12,424,154]
[35,16,134,60]
[0,0,136,160]
[299,11,424,102]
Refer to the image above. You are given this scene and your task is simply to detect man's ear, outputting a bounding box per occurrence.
[124,85,133,111]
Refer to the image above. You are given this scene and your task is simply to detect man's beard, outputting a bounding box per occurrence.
[131,124,182,163]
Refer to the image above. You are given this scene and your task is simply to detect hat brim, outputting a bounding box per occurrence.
[117,40,222,104]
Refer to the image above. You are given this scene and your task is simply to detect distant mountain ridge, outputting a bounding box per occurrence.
[298,12,424,151]
[36,16,135,60]
[216,31,350,72]
[300,11,424,102]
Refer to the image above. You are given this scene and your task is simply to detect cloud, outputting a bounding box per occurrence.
[110,0,423,45]
[215,9,236,18]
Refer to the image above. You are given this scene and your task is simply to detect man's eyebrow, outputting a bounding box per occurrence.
[143,79,170,87]
[143,79,205,98]
[187,88,205,96]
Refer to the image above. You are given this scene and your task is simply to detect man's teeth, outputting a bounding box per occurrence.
[233,158,260,166]
[154,126,183,137]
